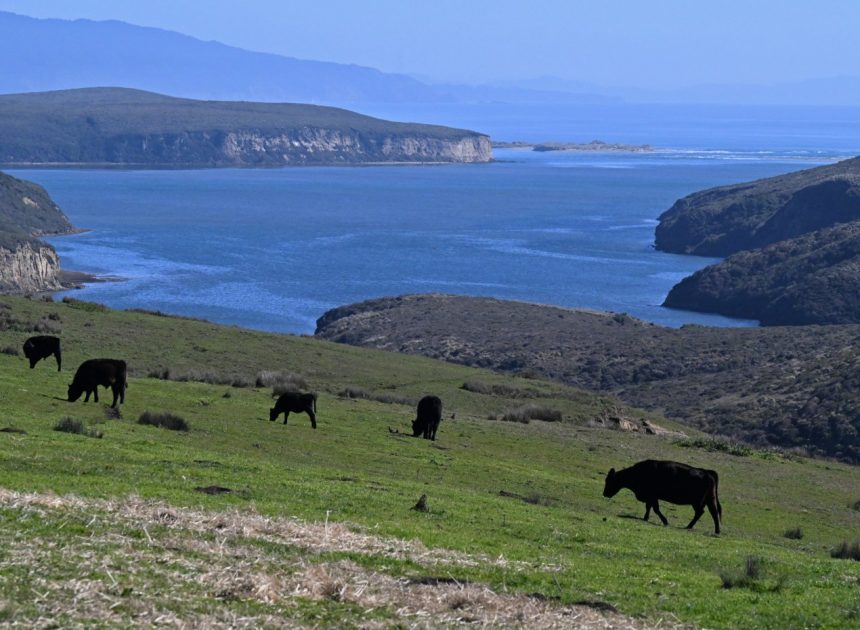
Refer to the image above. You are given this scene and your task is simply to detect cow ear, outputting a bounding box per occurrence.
[608,468,616,477]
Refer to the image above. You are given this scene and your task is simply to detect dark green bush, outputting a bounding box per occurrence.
[54,416,102,439]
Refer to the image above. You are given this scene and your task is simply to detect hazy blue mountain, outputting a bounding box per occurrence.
[0,11,611,106]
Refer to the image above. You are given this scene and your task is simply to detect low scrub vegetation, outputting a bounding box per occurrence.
[148,367,253,388]
[53,416,102,439]
[137,411,189,432]
[256,370,309,395]
[338,385,414,406]
[675,437,753,457]
[0,345,18,356]
[61,296,109,312]
[498,404,562,424]
[461,380,538,399]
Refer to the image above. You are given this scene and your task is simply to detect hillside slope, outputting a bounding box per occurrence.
[0,295,858,628]
[315,294,860,463]
[0,88,492,167]
[664,221,860,325]
[655,156,860,257]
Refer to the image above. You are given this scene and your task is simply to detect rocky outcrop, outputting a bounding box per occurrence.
[0,171,75,293]
[0,241,62,293]
[655,156,860,256]
[0,88,493,167]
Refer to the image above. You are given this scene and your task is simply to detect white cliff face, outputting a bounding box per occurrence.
[199,129,492,165]
[0,242,63,293]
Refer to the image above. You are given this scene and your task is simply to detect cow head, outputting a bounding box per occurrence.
[603,468,621,497]
[269,407,278,422]
[411,418,423,437]
[67,383,83,402]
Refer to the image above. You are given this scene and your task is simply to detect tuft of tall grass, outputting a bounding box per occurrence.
[783,526,803,540]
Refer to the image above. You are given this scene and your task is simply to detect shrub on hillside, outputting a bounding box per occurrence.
[675,437,752,457]
[54,416,102,439]
[719,556,785,593]
[0,345,19,356]
[831,541,860,561]
[138,411,189,432]
[783,526,803,540]
[500,404,562,424]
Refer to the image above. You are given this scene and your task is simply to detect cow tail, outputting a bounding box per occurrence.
[313,393,318,414]
[712,471,722,520]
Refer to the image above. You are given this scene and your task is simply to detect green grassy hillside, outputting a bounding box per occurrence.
[0,296,858,627]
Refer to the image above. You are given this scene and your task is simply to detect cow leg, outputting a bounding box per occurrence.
[643,503,651,522]
[120,383,126,404]
[651,501,669,526]
[110,385,119,409]
[93,387,99,403]
[706,499,721,535]
[686,502,705,530]
[84,388,92,403]
[283,411,290,425]
[55,349,62,371]
[307,409,317,429]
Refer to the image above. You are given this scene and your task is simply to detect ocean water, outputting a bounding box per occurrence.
[14,104,857,334]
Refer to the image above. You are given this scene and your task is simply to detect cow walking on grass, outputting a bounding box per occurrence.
[23,335,62,371]
[270,392,317,429]
[68,359,127,408]
[603,459,722,534]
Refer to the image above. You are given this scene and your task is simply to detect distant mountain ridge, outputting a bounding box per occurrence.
[0,11,610,107]
[0,88,492,167]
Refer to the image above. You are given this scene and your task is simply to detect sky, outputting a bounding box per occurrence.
[0,0,857,88]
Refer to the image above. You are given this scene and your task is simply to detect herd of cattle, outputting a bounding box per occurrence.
[21,333,722,534]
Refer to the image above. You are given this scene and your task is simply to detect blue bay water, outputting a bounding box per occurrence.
[14,104,857,334]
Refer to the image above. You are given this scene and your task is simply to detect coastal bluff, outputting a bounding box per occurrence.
[655,155,860,324]
[0,88,492,168]
[0,171,75,293]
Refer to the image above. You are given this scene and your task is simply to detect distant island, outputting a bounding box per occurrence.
[493,139,653,152]
[0,88,492,168]
[656,156,860,325]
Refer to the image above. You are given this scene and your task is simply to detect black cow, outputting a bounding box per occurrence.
[270,392,317,428]
[603,459,722,534]
[23,335,62,371]
[68,359,127,408]
[412,395,442,440]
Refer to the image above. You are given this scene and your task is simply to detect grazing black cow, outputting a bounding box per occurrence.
[68,359,127,408]
[23,335,62,371]
[270,392,317,428]
[412,395,442,440]
[603,459,722,534]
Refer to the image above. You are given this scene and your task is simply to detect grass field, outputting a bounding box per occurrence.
[0,296,858,627]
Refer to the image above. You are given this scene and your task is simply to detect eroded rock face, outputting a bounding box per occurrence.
[102,129,492,166]
[0,242,62,293]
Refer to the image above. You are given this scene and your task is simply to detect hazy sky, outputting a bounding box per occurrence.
[0,0,856,87]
